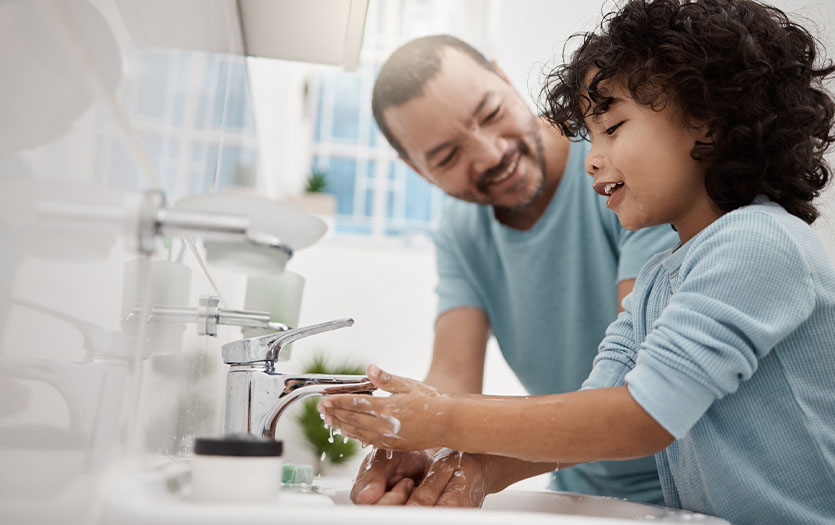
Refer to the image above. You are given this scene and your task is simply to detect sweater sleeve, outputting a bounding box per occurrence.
[581,292,639,389]
[624,213,816,438]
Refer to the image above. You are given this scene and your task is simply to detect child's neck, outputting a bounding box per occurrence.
[673,197,724,244]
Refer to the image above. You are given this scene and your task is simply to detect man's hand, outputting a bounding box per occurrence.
[350,448,432,504]
[351,447,488,508]
[405,449,488,507]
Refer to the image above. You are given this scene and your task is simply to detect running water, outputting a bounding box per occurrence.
[327,426,335,444]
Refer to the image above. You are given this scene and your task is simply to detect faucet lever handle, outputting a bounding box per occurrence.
[265,317,354,360]
[222,317,354,364]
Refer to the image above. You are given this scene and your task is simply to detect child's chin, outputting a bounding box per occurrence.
[617,214,648,232]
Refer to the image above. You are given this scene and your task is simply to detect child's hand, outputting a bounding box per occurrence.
[318,365,453,451]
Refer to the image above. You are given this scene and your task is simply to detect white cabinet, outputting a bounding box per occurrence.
[115,0,368,70]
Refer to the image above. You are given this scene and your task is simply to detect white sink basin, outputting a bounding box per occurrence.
[96,461,729,525]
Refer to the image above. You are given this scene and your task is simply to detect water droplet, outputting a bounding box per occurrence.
[319,412,325,421]
[343,436,349,444]
[386,449,393,460]
[320,451,327,462]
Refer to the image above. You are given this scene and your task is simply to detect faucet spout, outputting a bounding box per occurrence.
[225,368,375,439]
[220,317,371,440]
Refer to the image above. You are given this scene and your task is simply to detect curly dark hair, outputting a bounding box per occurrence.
[542,0,835,224]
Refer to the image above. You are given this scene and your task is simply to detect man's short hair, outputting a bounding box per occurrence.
[372,35,496,160]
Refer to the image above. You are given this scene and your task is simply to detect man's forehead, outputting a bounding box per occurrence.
[384,53,501,156]
[426,48,499,97]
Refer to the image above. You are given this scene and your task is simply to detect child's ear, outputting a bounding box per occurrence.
[689,120,713,144]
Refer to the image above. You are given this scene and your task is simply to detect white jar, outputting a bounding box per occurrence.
[191,436,283,504]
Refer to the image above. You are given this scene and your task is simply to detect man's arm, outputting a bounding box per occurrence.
[617,279,635,312]
[424,307,490,393]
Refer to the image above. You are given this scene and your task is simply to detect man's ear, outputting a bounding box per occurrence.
[491,59,510,84]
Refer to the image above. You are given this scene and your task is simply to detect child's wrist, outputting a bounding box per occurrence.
[436,393,465,450]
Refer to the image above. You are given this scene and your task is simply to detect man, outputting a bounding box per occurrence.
[352,35,677,507]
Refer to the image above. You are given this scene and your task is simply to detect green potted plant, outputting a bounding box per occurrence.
[305,170,328,193]
[297,355,364,475]
[288,170,337,216]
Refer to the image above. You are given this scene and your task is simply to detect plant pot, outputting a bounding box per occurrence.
[287,193,337,217]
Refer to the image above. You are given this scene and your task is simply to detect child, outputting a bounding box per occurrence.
[319,1,835,523]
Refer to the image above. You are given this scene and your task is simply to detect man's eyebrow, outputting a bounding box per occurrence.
[424,91,495,164]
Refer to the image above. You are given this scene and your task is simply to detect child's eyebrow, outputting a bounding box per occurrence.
[589,96,624,123]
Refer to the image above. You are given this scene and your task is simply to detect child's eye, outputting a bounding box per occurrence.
[604,121,624,136]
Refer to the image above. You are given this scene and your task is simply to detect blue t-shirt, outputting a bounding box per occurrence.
[583,198,835,524]
[434,139,678,503]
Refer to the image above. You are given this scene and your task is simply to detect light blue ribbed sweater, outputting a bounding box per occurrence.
[583,197,835,525]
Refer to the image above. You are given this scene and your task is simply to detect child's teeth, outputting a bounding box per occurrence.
[605,182,623,195]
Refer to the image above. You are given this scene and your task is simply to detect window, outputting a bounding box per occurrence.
[308,0,481,239]
[95,49,259,200]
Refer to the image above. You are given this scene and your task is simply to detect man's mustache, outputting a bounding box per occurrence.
[476,141,529,193]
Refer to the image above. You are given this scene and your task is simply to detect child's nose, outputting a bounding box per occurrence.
[585,153,604,177]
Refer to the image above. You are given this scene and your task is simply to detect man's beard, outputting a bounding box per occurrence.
[483,121,547,213]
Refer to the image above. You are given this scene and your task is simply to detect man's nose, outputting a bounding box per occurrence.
[470,132,506,174]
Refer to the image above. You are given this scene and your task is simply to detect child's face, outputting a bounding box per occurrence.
[583,82,715,238]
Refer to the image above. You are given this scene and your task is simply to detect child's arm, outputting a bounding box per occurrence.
[320,292,660,463]
[319,365,673,463]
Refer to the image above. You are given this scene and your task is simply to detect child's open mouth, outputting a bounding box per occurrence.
[593,180,625,208]
[605,182,624,208]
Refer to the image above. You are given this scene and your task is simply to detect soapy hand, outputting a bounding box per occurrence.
[318,365,452,451]
[350,447,489,507]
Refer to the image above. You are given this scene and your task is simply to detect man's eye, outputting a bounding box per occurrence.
[437,148,458,167]
[482,105,501,124]
[604,121,624,136]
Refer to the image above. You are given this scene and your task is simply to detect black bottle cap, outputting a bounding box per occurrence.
[194,434,283,457]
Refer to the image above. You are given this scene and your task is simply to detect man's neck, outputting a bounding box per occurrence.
[495,120,571,231]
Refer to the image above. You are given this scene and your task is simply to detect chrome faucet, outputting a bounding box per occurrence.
[220,317,375,439]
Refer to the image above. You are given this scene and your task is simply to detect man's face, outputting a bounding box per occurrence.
[384,49,546,210]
